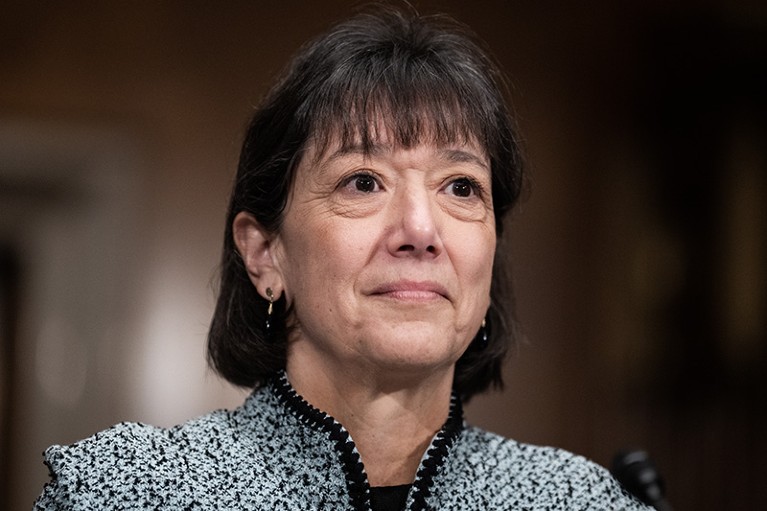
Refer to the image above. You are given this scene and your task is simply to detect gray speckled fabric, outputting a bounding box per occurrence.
[35,374,650,510]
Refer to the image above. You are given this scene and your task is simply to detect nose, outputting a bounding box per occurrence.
[386,184,443,258]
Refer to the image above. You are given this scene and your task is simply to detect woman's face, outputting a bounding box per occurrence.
[273,135,496,379]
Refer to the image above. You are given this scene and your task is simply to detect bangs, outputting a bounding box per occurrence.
[299,34,501,160]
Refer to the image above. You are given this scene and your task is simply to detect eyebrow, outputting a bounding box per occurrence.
[438,148,489,170]
[323,144,489,171]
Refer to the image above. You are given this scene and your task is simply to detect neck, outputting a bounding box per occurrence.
[285,357,455,487]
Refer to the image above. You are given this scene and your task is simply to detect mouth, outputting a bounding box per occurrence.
[369,280,449,302]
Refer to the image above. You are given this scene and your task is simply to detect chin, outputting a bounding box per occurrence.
[361,328,467,372]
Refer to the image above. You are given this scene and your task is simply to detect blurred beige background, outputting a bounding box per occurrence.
[1,1,765,509]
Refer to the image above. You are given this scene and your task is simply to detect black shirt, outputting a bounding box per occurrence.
[370,485,411,511]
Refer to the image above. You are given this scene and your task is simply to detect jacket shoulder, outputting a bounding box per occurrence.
[434,426,651,510]
[34,410,238,509]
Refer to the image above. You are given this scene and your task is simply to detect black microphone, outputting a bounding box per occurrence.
[611,449,673,511]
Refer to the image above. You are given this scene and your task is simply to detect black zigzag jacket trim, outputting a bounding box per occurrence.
[271,372,464,511]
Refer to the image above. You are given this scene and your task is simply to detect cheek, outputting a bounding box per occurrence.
[462,229,495,279]
[279,219,372,298]
[455,230,496,309]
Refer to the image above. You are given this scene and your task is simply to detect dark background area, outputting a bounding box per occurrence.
[1,1,765,509]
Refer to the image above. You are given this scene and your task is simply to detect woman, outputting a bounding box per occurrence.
[36,8,649,511]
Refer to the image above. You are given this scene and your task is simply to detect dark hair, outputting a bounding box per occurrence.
[207,7,524,401]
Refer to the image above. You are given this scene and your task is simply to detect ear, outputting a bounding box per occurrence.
[232,211,284,300]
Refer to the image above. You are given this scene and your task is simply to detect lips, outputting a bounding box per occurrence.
[369,280,449,301]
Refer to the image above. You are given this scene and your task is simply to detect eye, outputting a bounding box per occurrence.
[342,173,381,193]
[446,177,479,198]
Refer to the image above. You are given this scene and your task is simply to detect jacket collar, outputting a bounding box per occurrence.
[269,371,464,511]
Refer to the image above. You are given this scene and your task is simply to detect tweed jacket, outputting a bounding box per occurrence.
[35,373,649,510]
